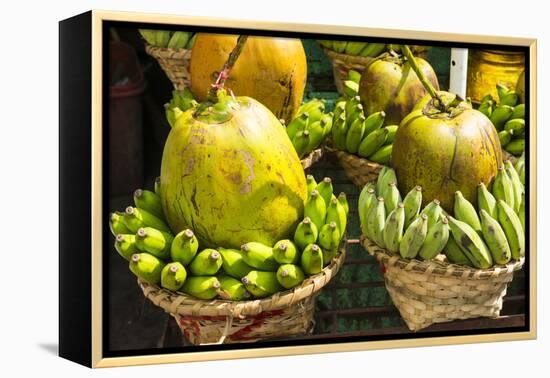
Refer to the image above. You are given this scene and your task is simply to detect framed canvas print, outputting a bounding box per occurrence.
[59,10,537,368]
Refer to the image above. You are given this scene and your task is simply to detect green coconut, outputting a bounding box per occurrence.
[159,91,307,249]
[392,91,502,212]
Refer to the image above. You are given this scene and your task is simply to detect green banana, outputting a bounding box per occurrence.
[358,128,388,158]
[240,242,278,271]
[362,111,386,136]
[515,151,525,173]
[384,125,399,145]
[347,69,362,84]
[316,177,334,207]
[332,40,347,53]
[241,271,283,298]
[333,101,346,121]
[419,199,443,229]
[272,239,299,264]
[480,209,512,265]
[167,31,190,49]
[138,29,157,45]
[110,211,131,237]
[123,206,170,233]
[135,227,173,259]
[478,100,494,117]
[155,31,171,48]
[300,244,324,275]
[369,145,392,164]
[129,253,165,285]
[160,262,187,291]
[383,182,402,214]
[447,217,493,269]
[154,176,161,195]
[318,221,341,262]
[358,184,377,229]
[185,34,196,49]
[504,118,525,137]
[403,185,422,228]
[171,229,199,266]
[218,248,253,279]
[454,191,482,234]
[326,197,347,235]
[287,112,309,140]
[478,183,498,219]
[519,192,525,231]
[306,120,325,152]
[418,216,450,260]
[498,130,512,146]
[496,83,510,101]
[189,249,223,275]
[505,139,525,156]
[297,99,325,117]
[518,161,525,186]
[346,115,366,153]
[383,203,405,254]
[276,264,306,289]
[511,103,525,119]
[345,41,368,55]
[294,217,319,251]
[492,166,515,211]
[331,114,348,151]
[359,43,386,57]
[217,274,250,301]
[338,192,349,215]
[489,105,514,130]
[305,189,327,231]
[399,214,428,259]
[497,200,525,259]
[444,236,473,266]
[346,104,364,126]
[318,40,334,50]
[505,160,524,213]
[367,197,386,248]
[500,90,519,107]
[114,234,139,261]
[377,167,397,198]
[292,129,311,158]
[181,276,221,300]
[345,96,361,119]
[343,80,360,98]
[306,175,318,197]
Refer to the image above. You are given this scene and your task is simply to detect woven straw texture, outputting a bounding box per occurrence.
[138,244,346,344]
[332,149,385,188]
[145,44,192,90]
[322,48,376,95]
[361,236,524,331]
[502,149,519,165]
[301,147,324,170]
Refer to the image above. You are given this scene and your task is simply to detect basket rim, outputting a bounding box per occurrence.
[325,145,387,170]
[138,243,346,317]
[300,147,324,170]
[144,43,192,58]
[361,235,524,279]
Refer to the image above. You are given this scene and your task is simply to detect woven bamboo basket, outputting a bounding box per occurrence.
[322,48,376,95]
[361,236,524,331]
[145,44,192,90]
[138,245,346,345]
[300,147,324,170]
[329,147,385,188]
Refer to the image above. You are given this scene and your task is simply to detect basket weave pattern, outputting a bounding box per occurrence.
[333,149,384,188]
[322,48,376,95]
[139,245,346,344]
[301,147,324,170]
[145,44,192,90]
[361,236,524,331]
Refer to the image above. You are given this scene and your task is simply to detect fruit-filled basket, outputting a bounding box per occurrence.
[139,30,196,89]
[138,244,345,344]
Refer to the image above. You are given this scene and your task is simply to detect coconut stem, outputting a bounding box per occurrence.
[208,35,249,101]
[402,45,445,111]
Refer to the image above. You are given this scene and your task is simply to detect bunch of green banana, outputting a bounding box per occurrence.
[478,84,526,156]
[331,70,396,165]
[139,30,196,49]
[286,98,333,158]
[318,40,387,57]
[111,176,350,300]
[164,89,199,128]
